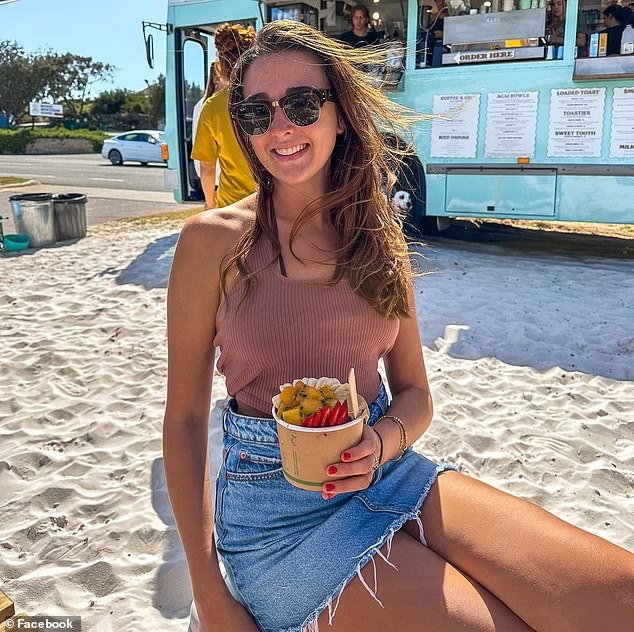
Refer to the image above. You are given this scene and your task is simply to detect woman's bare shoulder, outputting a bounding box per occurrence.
[178,196,256,264]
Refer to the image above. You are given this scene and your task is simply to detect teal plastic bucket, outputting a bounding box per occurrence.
[4,234,30,252]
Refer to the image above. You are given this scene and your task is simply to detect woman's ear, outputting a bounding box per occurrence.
[337,115,346,135]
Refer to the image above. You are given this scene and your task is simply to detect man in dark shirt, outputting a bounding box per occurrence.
[601,4,633,55]
[338,4,382,47]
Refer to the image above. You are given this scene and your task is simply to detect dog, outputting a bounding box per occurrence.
[389,189,412,214]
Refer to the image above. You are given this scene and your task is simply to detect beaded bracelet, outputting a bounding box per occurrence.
[379,415,408,462]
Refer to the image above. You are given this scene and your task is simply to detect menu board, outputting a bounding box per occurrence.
[431,94,480,158]
[485,92,539,158]
[610,87,634,159]
[547,88,605,157]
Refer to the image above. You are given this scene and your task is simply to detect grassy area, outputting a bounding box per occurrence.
[463,217,634,240]
[90,207,634,245]
[0,176,29,186]
[88,206,204,236]
[121,207,204,226]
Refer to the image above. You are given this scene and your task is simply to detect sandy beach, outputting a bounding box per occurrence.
[1,219,632,631]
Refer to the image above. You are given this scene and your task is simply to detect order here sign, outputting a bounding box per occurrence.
[29,102,63,118]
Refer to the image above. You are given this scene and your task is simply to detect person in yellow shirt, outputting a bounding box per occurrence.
[191,24,256,208]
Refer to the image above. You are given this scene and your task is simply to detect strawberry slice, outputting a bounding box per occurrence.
[330,400,349,426]
[339,400,350,424]
[301,411,317,427]
[329,402,341,427]
[303,405,331,428]
[320,406,332,427]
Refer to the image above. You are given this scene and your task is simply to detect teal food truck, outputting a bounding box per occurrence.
[157,0,634,231]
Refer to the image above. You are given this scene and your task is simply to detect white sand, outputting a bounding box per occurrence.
[1,222,632,631]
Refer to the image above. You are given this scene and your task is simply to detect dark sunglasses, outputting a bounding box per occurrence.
[230,87,336,136]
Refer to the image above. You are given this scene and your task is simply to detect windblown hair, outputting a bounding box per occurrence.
[202,62,227,101]
[214,23,256,82]
[224,20,429,318]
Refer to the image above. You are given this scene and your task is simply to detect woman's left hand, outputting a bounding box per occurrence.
[322,424,381,499]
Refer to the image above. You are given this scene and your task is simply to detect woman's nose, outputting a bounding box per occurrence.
[269,104,293,134]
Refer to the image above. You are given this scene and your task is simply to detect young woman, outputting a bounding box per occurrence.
[164,21,633,632]
[547,0,589,54]
[191,23,256,209]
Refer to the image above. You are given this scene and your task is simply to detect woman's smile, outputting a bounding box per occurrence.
[272,143,309,157]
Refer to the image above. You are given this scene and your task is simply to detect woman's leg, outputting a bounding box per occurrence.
[317,529,534,631]
[405,471,634,632]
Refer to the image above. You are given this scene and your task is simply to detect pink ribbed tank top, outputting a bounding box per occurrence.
[213,237,400,414]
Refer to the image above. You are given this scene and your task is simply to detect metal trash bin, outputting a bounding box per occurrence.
[9,193,55,247]
[53,193,87,240]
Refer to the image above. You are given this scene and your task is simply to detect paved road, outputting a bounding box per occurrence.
[0,153,168,191]
[0,153,200,233]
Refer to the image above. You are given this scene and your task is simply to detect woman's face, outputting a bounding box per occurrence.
[242,50,345,193]
[553,0,565,19]
[603,12,618,27]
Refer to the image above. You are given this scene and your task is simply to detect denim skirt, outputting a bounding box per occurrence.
[212,383,457,632]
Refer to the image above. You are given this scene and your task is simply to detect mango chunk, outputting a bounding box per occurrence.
[282,407,302,425]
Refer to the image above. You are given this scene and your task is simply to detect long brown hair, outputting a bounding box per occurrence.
[224,20,428,318]
[214,23,256,81]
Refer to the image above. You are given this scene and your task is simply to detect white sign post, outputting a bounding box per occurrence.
[29,102,64,119]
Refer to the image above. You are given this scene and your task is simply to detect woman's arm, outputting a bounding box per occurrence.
[163,212,258,630]
[322,282,433,497]
[200,161,218,209]
[375,282,433,462]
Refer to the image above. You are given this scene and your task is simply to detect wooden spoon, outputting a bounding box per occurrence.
[347,367,359,419]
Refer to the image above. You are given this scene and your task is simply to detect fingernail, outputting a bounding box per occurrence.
[324,493,332,499]
[325,483,335,492]
[327,466,338,475]
[342,452,351,461]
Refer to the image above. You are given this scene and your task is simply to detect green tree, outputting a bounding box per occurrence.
[89,88,154,130]
[0,40,49,126]
[143,74,165,128]
[0,42,115,127]
[42,52,115,118]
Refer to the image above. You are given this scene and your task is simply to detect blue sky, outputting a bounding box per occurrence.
[0,0,168,94]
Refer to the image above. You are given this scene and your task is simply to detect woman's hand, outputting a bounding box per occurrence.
[322,424,381,499]
[196,594,260,632]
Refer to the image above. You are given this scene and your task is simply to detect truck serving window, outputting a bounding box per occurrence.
[417,0,557,68]
[575,0,634,79]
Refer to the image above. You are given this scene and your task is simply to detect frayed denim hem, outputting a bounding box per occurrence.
[286,462,459,632]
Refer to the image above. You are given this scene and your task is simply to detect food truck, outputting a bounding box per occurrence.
[156,0,634,230]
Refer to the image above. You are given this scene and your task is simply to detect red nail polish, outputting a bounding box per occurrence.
[327,466,338,475]
[324,493,332,499]
[325,483,335,492]
[342,452,351,461]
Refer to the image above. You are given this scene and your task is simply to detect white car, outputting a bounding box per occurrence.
[101,130,166,166]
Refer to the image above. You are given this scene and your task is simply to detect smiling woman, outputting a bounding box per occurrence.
[163,19,634,632]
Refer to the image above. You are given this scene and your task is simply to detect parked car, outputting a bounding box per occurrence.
[101,130,167,166]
